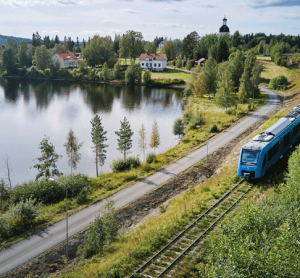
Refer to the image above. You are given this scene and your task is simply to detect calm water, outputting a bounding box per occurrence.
[0,78,183,185]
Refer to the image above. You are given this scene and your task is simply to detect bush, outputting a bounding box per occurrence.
[127,156,140,168]
[111,157,140,172]
[187,114,205,130]
[82,214,106,258]
[143,70,151,84]
[146,153,157,164]
[176,58,183,68]
[0,199,40,238]
[173,118,184,138]
[150,78,185,87]
[183,88,193,98]
[10,175,90,205]
[269,75,288,90]
[82,199,118,258]
[186,60,194,71]
[210,124,219,133]
[0,179,9,200]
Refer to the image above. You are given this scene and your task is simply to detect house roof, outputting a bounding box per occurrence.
[56,53,78,60]
[139,53,167,61]
[197,58,206,63]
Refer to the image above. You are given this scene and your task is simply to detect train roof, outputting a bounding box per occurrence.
[242,104,300,151]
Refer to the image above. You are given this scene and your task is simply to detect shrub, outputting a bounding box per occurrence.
[10,175,90,205]
[82,214,106,258]
[186,60,194,71]
[183,88,193,98]
[210,124,219,133]
[187,114,205,130]
[0,179,9,200]
[0,199,40,238]
[269,75,288,90]
[146,153,157,164]
[173,118,184,138]
[82,199,118,258]
[76,186,90,205]
[110,157,140,172]
[150,78,185,87]
[126,156,140,168]
[143,70,151,84]
[176,57,183,68]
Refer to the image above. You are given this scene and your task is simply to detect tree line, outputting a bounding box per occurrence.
[32,115,162,180]
[1,28,299,75]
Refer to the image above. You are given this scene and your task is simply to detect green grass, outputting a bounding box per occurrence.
[151,69,192,81]
[56,60,300,278]
[258,56,291,85]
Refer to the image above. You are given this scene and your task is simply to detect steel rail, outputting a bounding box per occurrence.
[156,183,254,278]
[129,179,245,278]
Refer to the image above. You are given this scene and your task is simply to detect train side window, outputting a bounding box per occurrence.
[268,148,273,161]
[275,142,279,154]
[284,134,289,148]
[263,155,267,168]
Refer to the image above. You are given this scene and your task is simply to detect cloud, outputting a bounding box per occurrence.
[284,14,300,20]
[0,0,101,7]
[164,23,184,28]
[198,25,206,29]
[42,30,60,34]
[201,3,216,8]
[119,8,140,13]
[146,0,186,2]
[101,20,113,24]
[109,29,122,34]
[164,7,180,12]
[251,0,300,8]
[78,30,104,35]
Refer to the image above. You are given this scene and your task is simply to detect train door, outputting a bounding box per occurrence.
[290,131,293,148]
[280,138,284,158]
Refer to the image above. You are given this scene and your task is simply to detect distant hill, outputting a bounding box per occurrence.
[0,34,32,46]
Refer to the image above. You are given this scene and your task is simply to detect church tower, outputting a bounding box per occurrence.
[219,16,230,37]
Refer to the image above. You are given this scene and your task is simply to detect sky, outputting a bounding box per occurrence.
[0,0,300,41]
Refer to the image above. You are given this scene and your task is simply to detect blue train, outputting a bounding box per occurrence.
[238,104,300,179]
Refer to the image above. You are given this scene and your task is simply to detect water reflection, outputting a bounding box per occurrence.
[0,78,183,185]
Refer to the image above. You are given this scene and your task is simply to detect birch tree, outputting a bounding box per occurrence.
[64,129,83,175]
[138,123,147,160]
[149,120,160,153]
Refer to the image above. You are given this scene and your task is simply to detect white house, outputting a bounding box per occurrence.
[158,41,164,49]
[139,53,167,72]
[52,53,78,69]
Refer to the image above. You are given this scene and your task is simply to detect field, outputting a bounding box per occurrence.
[258,56,291,84]
[151,69,192,81]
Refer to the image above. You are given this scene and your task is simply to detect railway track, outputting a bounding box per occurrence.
[129,179,254,278]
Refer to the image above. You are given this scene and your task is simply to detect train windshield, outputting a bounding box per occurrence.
[242,149,260,165]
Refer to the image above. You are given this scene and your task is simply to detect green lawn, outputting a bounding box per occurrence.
[151,69,191,81]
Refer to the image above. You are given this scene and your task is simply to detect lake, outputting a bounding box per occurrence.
[0,78,183,185]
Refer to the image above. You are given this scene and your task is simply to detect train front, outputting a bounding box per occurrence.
[238,144,262,179]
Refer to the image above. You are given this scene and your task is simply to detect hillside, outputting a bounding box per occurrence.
[0,34,31,46]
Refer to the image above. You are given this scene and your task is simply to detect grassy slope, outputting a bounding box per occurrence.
[56,69,279,277]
